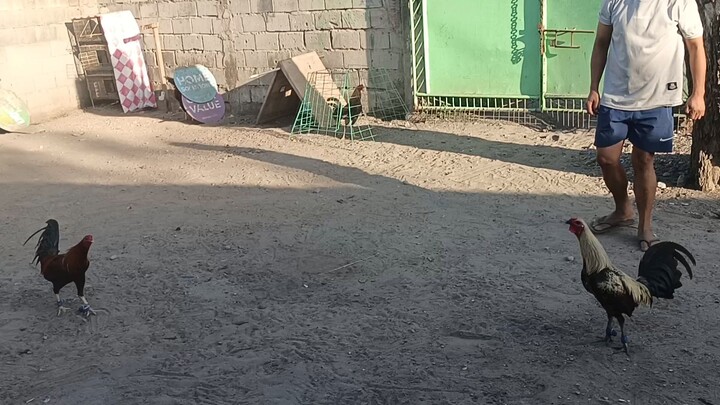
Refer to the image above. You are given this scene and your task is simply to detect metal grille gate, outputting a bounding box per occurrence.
[409,0,688,129]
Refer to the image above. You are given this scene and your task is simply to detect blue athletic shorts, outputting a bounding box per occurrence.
[595,105,674,153]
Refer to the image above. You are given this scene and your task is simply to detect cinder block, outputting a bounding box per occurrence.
[341,9,368,29]
[266,50,292,67]
[331,30,360,49]
[265,13,290,31]
[366,31,390,49]
[159,19,174,34]
[140,3,158,18]
[325,0,353,9]
[227,83,252,104]
[203,35,224,51]
[369,9,390,28]
[279,32,304,49]
[162,35,183,51]
[352,0,383,7]
[315,10,341,30]
[234,33,256,49]
[172,19,193,34]
[144,51,157,67]
[162,51,176,67]
[244,50,270,67]
[143,35,155,50]
[176,51,216,68]
[197,1,219,16]
[242,14,266,32]
[319,50,344,68]
[273,0,299,12]
[370,50,400,69]
[191,18,215,34]
[175,2,198,17]
[342,50,368,68]
[213,19,227,34]
[182,35,203,51]
[250,85,269,103]
[298,0,324,10]
[209,68,226,86]
[254,32,279,50]
[250,0,273,12]
[158,2,177,18]
[388,32,403,50]
[229,0,251,14]
[304,31,331,49]
[289,12,314,31]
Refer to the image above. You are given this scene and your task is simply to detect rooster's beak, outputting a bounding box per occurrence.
[565,219,573,224]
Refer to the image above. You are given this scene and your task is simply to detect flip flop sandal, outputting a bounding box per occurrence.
[590,215,635,234]
[639,238,661,252]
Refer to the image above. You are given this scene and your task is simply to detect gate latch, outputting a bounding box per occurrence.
[538,26,594,52]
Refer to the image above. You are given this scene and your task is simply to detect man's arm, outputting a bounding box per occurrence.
[685,36,706,120]
[586,22,613,115]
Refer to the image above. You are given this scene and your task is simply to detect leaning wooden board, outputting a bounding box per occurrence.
[256,52,347,125]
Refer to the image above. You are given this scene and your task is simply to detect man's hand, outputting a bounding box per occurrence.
[586,90,601,115]
[686,93,705,120]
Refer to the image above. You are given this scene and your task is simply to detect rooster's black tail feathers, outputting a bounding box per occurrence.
[637,241,695,299]
[23,219,60,265]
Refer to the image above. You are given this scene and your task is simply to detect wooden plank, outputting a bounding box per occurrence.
[256,51,346,126]
[255,70,301,125]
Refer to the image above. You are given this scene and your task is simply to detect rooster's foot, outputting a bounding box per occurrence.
[603,328,617,343]
[78,304,96,317]
[56,300,69,316]
[621,335,630,355]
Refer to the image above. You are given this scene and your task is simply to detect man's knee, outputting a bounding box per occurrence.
[631,148,655,170]
[596,147,622,168]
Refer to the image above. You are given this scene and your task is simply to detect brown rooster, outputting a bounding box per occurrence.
[345,84,365,126]
[326,84,365,127]
[566,217,695,354]
[23,219,96,317]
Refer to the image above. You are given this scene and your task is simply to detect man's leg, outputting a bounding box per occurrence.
[596,142,635,226]
[631,146,657,250]
[627,107,673,251]
[592,106,635,232]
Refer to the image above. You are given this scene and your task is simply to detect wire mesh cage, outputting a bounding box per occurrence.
[291,68,408,141]
[71,18,105,45]
[78,44,113,74]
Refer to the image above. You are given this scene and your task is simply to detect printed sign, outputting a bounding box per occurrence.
[0,89,30,132]
[182,93,225,124]
[173,65,218,103]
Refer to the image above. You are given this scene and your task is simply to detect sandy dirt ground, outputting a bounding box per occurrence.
[1,107,719,405]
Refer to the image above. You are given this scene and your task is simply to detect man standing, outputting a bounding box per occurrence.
[586,0,707,251]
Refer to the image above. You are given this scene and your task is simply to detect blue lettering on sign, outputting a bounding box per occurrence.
[173,65,218,103]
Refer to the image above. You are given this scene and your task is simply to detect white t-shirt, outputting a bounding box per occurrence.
[599,0,703,110]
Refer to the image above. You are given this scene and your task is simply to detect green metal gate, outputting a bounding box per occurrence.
[410,0,602,126]
[409,0,690,129]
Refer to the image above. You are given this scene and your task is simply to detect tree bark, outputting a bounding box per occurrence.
[691,0,720,191]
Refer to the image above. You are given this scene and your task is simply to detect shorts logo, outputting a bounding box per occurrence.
[659,137,674,142]
[667,82,678,90]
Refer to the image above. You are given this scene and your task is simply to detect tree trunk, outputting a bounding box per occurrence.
[691,0,720,191]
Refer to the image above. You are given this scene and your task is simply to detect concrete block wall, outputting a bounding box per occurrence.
[0,0,100,123]
[98,0,407,114]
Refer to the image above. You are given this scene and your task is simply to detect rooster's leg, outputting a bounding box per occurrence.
[603,313,617,343]
[75,278,96,317]
[55,293,69,316]
[617,315,630,354]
